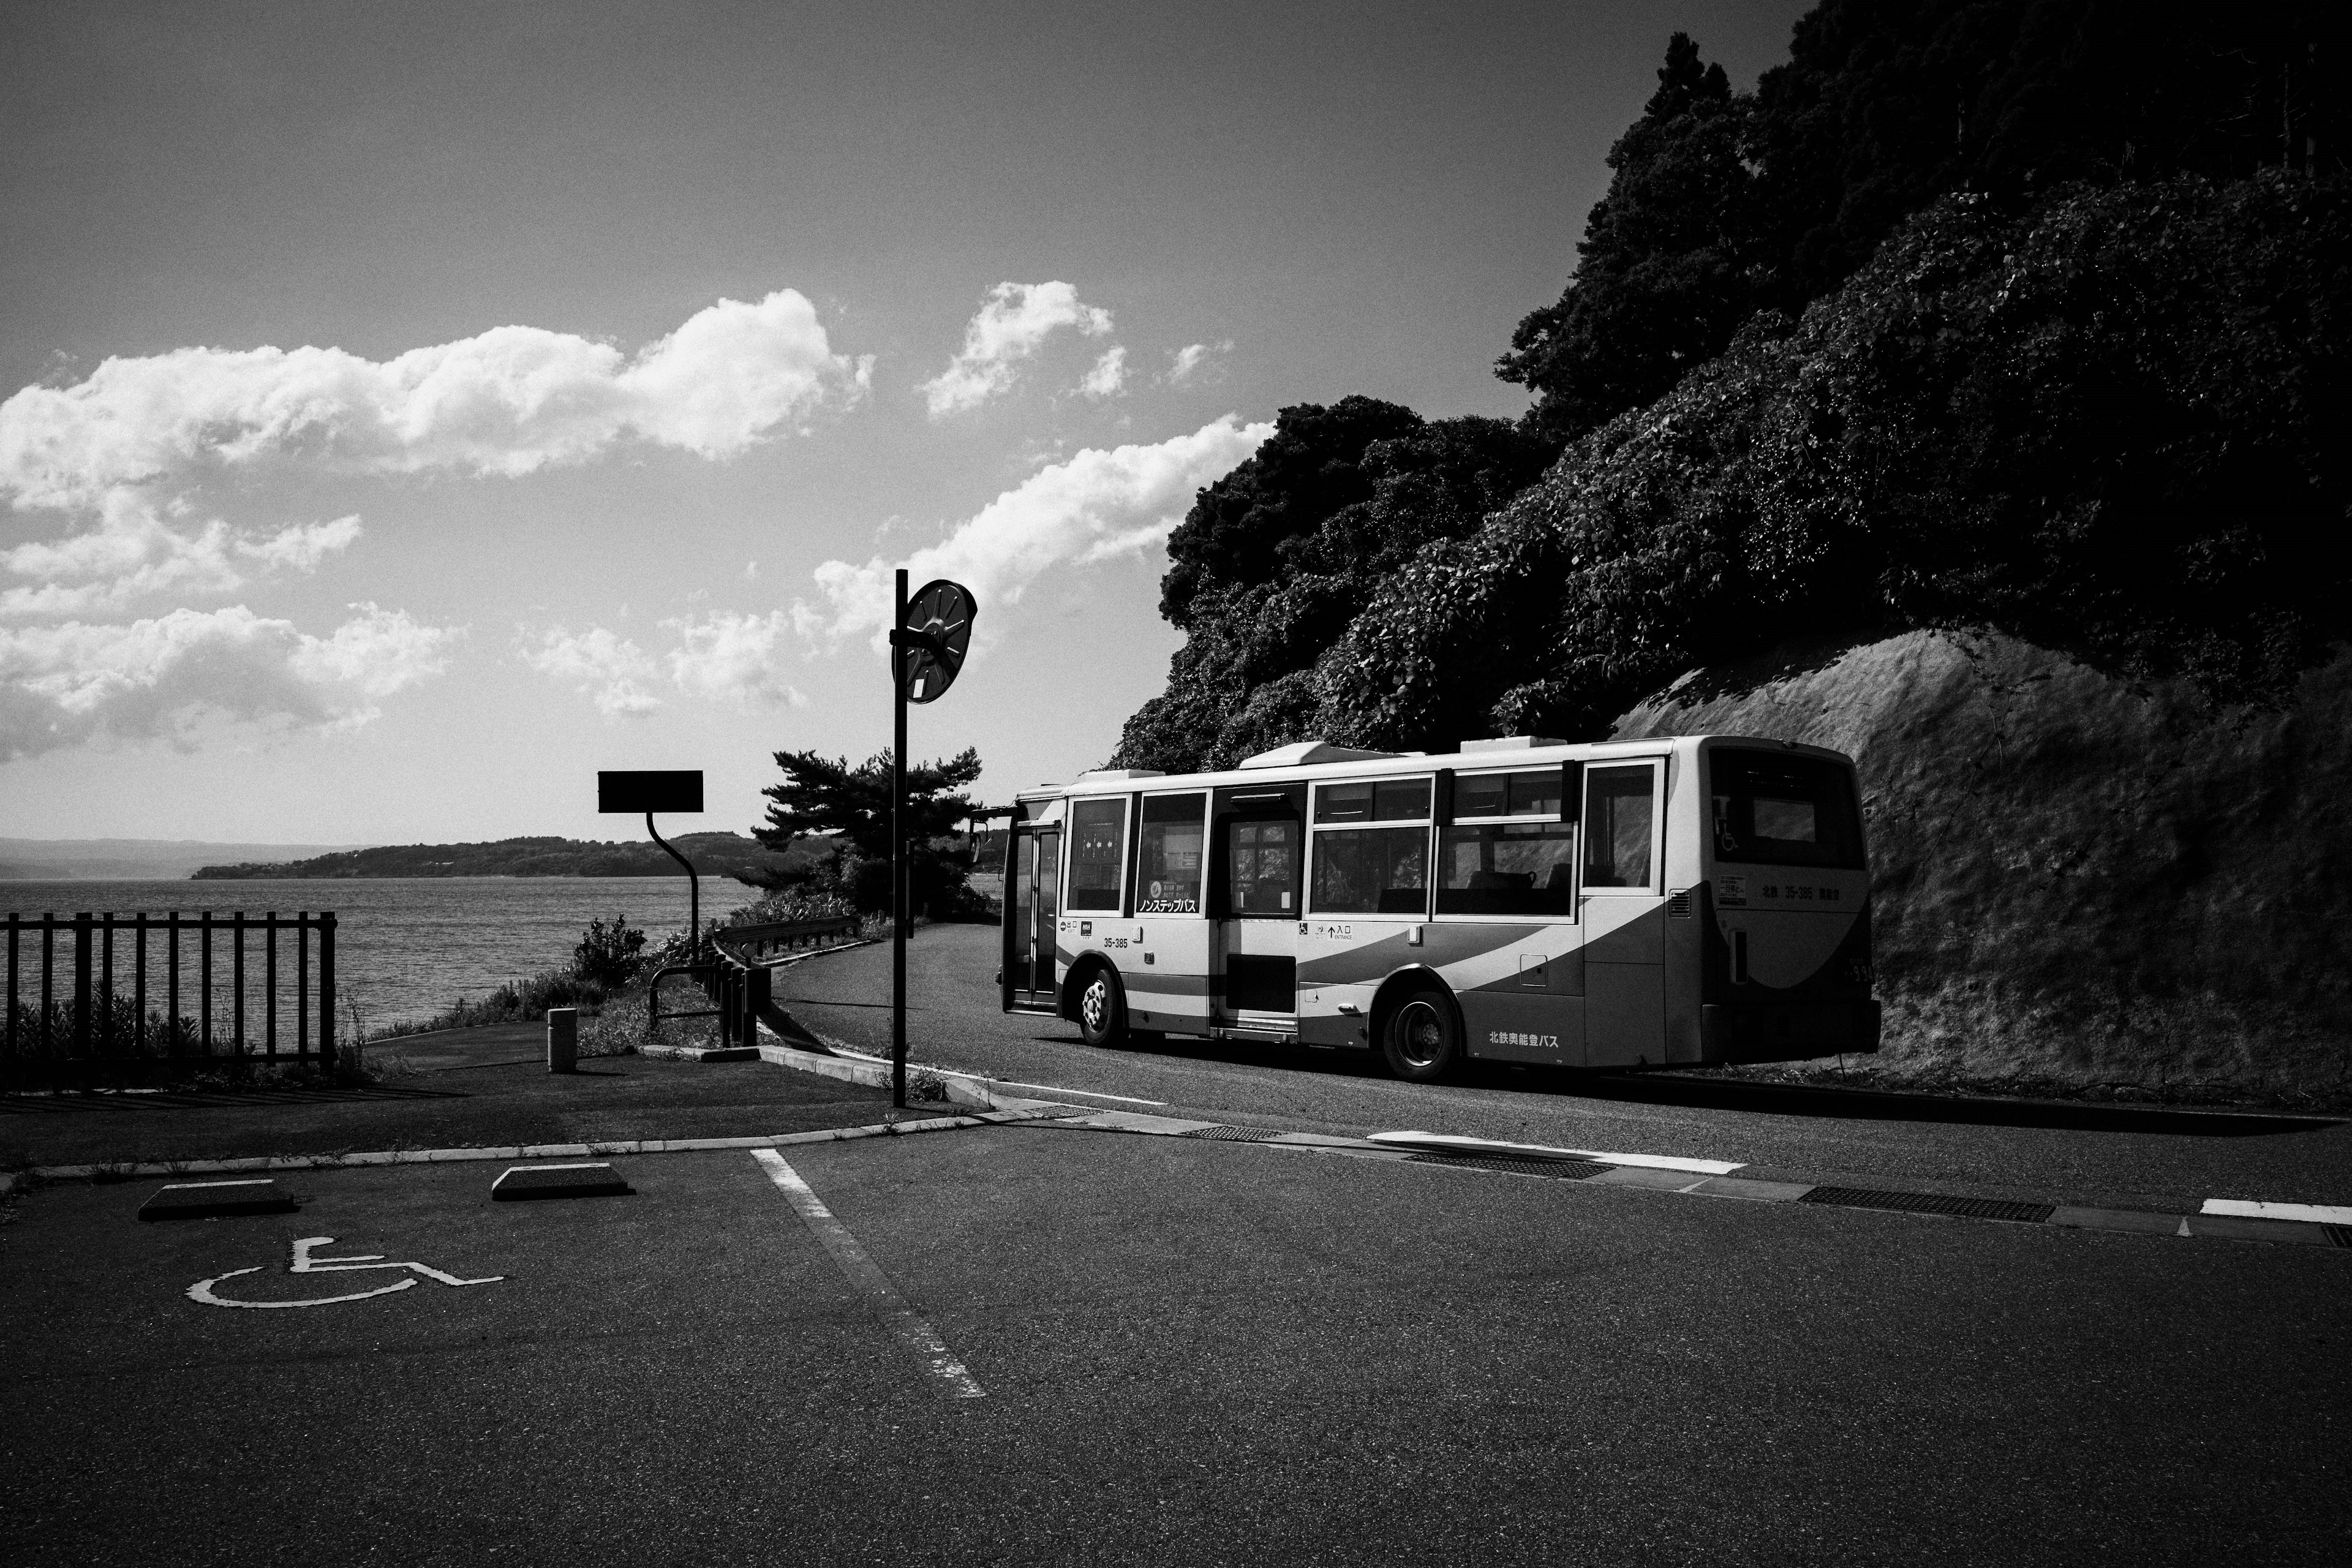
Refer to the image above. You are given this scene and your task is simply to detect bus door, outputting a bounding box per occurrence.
[1003,802,1063,1014]
[1580,759,1667,1066]
[1210,782,1307,1035]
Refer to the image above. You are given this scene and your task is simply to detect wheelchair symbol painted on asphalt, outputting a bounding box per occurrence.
[188,1236,503,1308]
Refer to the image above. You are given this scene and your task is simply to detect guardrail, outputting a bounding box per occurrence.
[4,910,336,1089]
[646,914,863,1046]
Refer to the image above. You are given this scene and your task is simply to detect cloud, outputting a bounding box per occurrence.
[521,611,810,713]
[0,290,865,510]
[1167,340,1233,385]
[801,413,1272,644]
[663,611,808,709]
[519,625,662,715]
[0,290,862,615]
[1077,345,1128,401]
[1,496,363,619]
[0,602,458,760]
[920,282,1113,417]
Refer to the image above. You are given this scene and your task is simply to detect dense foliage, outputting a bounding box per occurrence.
[752,747,984,916]
[1113,3,2348,774]
[1499,4,2341,444]
[1327,176,2352,747]
[1115,408,1555,769]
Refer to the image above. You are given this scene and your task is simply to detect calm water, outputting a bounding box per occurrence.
[1,877,705,1030]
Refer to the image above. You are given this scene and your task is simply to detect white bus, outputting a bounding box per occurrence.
[1000,735,1879,1080]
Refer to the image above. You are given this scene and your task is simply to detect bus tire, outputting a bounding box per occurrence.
[1074,963,1129,1049]
[1381,987,1461,1083]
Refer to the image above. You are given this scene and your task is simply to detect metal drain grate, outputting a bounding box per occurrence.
[2324,1224,2352,1250]
[1408,1153,1611,1181]
[1799,1186,2054,1224]
[1176,1125,1285,1143]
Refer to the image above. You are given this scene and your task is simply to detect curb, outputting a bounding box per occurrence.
[1031,1111,2352,1253]
[0,1106,1080,1191]
[752,1036,1074,1114]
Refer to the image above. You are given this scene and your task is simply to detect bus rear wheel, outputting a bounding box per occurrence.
[1381,988,1461,1083]
[1075,964,1129,1049]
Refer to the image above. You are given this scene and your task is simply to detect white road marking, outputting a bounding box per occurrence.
[821,1043,1168,1106]
[1366,1129,1744,1175]
[750,1148,984,1400]
[2201,1198,2352,1226]
[982,1079,1167,1106]
[187,1235,502,1309]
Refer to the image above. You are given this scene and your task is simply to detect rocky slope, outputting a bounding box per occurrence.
[1615,630,2352,1100]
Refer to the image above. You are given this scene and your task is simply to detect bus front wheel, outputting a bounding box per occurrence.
[1381,989,1461,1083]
[1075,964,1129,1049]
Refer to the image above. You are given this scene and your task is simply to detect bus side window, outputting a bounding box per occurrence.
[1137,794,1207,914]
[1067,798,1128,911]
[1583,766,1656,889]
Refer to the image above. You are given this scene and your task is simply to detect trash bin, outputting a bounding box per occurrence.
[547,1006,578,1074]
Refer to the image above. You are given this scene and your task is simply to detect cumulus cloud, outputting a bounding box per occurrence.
[0,290,865,509]
[519,625,662,715]
[920,282,1114,417]
[1077,346,1129,401]
[0,602,458,760]
[520,611,809,713]
[0,290,864,617]
[664,611,809,709]
[1167,340,1233,385]
[0,504,363,619]
[801,414,1272,644]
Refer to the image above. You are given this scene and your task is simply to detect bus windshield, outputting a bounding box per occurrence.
[1708,748,1864,870]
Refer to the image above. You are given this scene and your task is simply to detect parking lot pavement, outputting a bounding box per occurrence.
[6,1123,2348,1566]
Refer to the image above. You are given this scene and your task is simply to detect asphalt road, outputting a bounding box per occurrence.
[779,925,2352,1213]
[7,1126,2348,1567]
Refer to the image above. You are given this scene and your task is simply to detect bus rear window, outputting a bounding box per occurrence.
[1708,749,1863,869]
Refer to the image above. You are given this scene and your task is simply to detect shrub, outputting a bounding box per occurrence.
[572,913,647,988]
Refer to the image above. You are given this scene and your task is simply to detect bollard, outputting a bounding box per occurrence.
[547,1006,578,1074]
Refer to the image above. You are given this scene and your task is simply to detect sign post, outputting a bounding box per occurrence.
[884,573,976,1109]
[597,770,706,962]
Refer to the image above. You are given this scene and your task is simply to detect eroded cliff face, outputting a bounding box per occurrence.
[1613,631,2352,1098]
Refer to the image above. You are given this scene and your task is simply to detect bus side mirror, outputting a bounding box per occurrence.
[1561,761,1582,824]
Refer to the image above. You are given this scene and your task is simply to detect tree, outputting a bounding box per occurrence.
[1496,32,1759,444]
[1115,411,1558,773]
[751,747,984,916]
[1158,396,1427,626]
[1501,6,2348,446]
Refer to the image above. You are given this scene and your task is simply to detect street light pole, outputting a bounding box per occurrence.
[892,567,908,1110]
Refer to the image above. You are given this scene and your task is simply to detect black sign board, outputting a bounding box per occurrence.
[597,770,704,814]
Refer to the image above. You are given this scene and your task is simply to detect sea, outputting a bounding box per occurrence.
[0,877,704,1031]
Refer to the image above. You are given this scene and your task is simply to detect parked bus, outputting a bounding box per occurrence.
[1001,735,1879,1080]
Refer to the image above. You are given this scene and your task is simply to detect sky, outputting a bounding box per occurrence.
[0,0,1811,846]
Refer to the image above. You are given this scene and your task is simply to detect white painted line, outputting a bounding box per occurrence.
[2201,1198,2352,1226]
[1366,1129,1745,1176]
[979,1079,1167,1106]
[750,1148,984,1400]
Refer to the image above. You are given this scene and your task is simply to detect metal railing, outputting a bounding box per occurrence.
[4,910,336,1089]
[647,914,861,1046]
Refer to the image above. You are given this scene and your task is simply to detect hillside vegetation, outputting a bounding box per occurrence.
[1109,3,2348,1094]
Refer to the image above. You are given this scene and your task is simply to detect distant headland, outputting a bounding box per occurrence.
[192,834,815,883]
